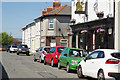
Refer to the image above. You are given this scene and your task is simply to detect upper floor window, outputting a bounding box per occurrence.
[49,18,54,29]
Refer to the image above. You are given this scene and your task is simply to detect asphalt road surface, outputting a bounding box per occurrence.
[1,51,96,80]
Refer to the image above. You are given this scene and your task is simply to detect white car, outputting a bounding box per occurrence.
[34,46,50,63]
[77,49,120,80]
[8,45,18,53]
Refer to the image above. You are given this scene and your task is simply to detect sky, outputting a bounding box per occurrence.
[2,1,71,38]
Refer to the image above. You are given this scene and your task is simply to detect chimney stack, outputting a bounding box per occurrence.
[47,6,53,12]
[42,9,47,16]
[53,0,61,9]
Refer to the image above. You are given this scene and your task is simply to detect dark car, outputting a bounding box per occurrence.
[17,44,29,56]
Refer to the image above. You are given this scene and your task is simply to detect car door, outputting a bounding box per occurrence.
[62,48,69,67]
[46,48,53,63]
[36,48,41,59]
[83,51,104,77]
[38,47,43,58]
[49,47,56,63]
[59,48,66,66]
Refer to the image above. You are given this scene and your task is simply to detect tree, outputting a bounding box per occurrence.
[0,32,13,46]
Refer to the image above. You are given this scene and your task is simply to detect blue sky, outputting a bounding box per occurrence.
[2,2,71,38]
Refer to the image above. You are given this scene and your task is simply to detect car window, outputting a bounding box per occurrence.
[87,51,104,60]
[61,48,66,55]
[49,47,55,53]
[111,52,120,59]
[44,48,50,52]
[97,51,105,58]
[20,45,28,48]
[8,46,10,48]
[69,49,83,57]
[64,48,69,54]
[57,48,65,53]
[40,47,43,51]
[62,48,68,56]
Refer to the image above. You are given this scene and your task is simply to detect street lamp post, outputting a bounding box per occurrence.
[115,0,120,51]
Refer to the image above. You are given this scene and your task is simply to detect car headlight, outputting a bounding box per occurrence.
[19,49,22,51]
[72,60,78,64]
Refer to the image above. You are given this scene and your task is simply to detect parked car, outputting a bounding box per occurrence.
[34,46,50,62]
[0,48,6,51]
[77,49,120,80]
[44,46,66,67]
[7,45,18,53]
[58,48,87,73]
[17,44,29,56]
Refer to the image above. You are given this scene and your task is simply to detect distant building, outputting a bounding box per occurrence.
[11,37,22,46]
[22,1,72,53]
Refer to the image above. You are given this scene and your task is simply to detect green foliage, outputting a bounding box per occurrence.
[0,32,13,46]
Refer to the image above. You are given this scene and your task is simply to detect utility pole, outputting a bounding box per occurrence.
[115,0,120,51]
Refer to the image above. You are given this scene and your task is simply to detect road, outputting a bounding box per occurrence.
[1,51,96,79]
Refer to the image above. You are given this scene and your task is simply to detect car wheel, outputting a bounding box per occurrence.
[9,51,11,53]
[51,59,54,67]
[77,66,84,78]
[98,70,105,80]
[67,63,70,73]
[44,58,46,65]
[26,52,30,56]
[34,55,37,62]
[39,56,42,63]
[58,61,61,69]
[17,52,19,55]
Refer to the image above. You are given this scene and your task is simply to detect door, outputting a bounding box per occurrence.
[50,39,56,47]
[83,51,105,77]
[62,48,69,67]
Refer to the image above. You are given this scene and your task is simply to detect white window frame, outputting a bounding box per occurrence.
[49,18,54,29]
[60,39,68,47]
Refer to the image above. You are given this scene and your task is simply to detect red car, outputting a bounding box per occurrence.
[44,46,66,67]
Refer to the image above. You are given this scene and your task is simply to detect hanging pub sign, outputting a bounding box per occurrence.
[97,28,105,34]
[75,0,87,14]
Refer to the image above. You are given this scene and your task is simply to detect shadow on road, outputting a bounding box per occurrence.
[0,62,9,80]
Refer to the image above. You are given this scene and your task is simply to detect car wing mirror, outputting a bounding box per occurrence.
[64,54,67,57]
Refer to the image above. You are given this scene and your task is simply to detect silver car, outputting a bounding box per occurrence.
[34,46,50,63]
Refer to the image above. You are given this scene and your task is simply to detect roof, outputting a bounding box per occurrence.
[34,4,71,20]
[22,4,71,31]
[44,4,71,16]
[12,38,22,43]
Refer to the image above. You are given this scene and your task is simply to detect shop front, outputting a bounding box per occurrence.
[70,17,114,52]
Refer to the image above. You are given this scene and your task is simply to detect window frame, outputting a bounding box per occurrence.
[49,18,54,29]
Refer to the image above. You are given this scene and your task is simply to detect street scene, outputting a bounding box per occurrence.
[1,51,95,80]
[1,0,120,80]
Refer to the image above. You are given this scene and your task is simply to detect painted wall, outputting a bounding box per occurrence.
[72,0,114,23]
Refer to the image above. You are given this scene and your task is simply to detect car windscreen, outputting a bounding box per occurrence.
[44,48,50,52]
[12,46,17,48]
[21,45,28,48]
[111,52,120,59]
[57,48,65,53]
[69,49,83,57]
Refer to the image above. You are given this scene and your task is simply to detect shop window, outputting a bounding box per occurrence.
[60,39,68,47]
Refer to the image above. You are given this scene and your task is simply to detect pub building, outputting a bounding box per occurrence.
[70,0,115,52]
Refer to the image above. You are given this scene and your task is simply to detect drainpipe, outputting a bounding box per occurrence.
[115,0,120,51]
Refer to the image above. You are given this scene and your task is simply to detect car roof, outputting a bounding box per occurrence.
[94,49,120,57]
[52,46,66,48]
[68,48,84,50]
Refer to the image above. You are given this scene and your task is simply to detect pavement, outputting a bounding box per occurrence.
[1,51,96,80]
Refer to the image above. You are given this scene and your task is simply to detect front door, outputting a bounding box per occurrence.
[50,39,56,47]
